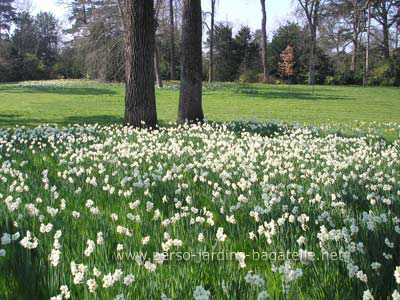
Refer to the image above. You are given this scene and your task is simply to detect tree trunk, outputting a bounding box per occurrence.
[169,0,176,80]
[177,0,204,124]
[364,1,371,86]
[208,0,215,83]
[124,0,158,128]
[351,5,359,72]
[351,34,357,72]
[309,25,316,85]
[116,0,126,31]
[154,42,163,88]
[260,0,269,82]
[382,16,390,59]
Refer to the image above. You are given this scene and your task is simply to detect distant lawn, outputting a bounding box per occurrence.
[0,80,399,127]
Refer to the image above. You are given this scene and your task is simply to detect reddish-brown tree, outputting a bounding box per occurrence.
[279,45,295,82]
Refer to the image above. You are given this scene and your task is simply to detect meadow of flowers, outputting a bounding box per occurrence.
[0,122,399,299]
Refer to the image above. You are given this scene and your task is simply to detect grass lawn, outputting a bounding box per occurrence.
[0,80,399,127]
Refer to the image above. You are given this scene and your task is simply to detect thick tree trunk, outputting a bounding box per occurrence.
[154,42,163,88]
[169,0,176,80]
[260,0,269,82]
[309,25,316,85]
[124,0,158,128]
[177,0,204,124]
[208,0,215,83]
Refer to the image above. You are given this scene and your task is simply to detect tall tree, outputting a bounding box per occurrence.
[349,0,364,71]
[154,0,163,88]
[206,23,241,81]
[364,0,371,85]
[270,22,309,82]
[235,26,258,73]
[169,0,176,80]
[260,0,269,81]
[177,0,204,124]
[0,0,16,42]
[208,0,216,82]
[371,0,398,59]
[35,12,59,67]
[326,0,369,72]
[297,0,322,85]
[124,0,158,128]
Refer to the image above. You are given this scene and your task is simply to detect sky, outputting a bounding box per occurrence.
[30,0,296,37]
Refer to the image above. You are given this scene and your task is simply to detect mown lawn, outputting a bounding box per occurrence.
[0,80,399,127]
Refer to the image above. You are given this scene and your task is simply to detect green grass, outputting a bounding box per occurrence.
[0,80,399,127]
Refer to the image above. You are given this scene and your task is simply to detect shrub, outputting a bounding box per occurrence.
[239,70,259,83]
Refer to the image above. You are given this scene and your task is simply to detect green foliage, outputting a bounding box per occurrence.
[239,70,259,83]
[368,55,400,87]
[0,11,60,82]
[205,24,261,82]
[324,70,363,85]
[0,0,16,36]
[18,53,46,80]
[270,22,308,83]
[369,50,400,87]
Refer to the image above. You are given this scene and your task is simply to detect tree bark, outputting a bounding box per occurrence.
[382,14,390,59]
[116,0,126,31]
[364,1,371,86]
[177,0,204,124]
[124,0,158,128]
[208,0,215,82]
[351,32,358,72]
[169,0,176,80]
[309,25,317,85]
[260,0,269,82]
[298,0,320,85]
[351,1,360,72]
[154,42,163,88]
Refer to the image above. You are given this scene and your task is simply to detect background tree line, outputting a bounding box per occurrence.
[0,0,399,85]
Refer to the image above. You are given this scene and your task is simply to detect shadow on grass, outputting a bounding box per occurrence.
[64,115,124,124]
[233,89,352,101]
[0,114,22,118]
[0,86,117,96]
[0,115,125,127]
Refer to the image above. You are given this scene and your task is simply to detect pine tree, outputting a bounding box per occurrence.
[0,0,16,42]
